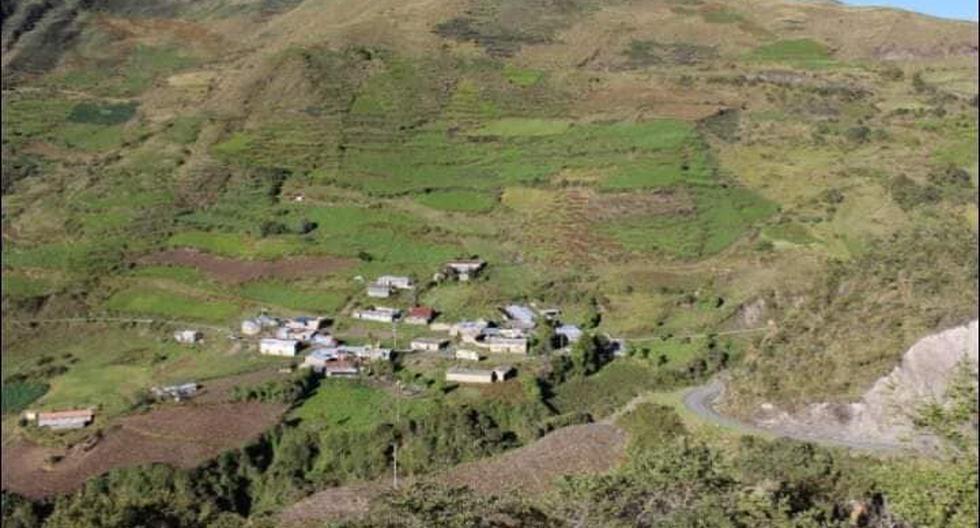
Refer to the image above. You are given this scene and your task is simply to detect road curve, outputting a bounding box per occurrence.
[682,380,911,453]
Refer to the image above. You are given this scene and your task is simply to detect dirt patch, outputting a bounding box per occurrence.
[140,248,356,284]
[194,368,283,404]
[278,422,626,525]
[587,189,694,221]
[279,481,385,526]
[1,401,285,499]
[441,422,627,495]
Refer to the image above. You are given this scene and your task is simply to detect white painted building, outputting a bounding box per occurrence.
[173,330,203,344]
[410,337,449,352]
[376,275,414,289]
[367,283,393,298]
[352,307,401,323]
[455,349,482,361]
[484,336,528,355]
[259,338,301,357]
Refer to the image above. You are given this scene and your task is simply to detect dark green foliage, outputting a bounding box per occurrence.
[1,491,48,528]
[889,166,976,211]
[730,221,979,409]
[698,108,740,142]
[231,368,318,405]
[42,464,217,528]
[1,381,49,413]
[623,39,717,67]
[913,359,979,457]
[433,0,591,57]
[1,153,42,194]
[66,102,137,125]
[342,483,555,528]
[617,402,687,452]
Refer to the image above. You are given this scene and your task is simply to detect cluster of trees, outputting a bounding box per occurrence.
[342,434,978,528]
[230,369,319,404]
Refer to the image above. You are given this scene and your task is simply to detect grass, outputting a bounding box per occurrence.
[762,222,816,246]
[167,231,313,259]
[1,382,49,414]
[1,274,60,300]
[415,190,498,213]
[1,325,277,419]
[67,102,138,125]
[163,116,205,145]
[105,287,241,322]
[335,119,706,195]
[551,360,660,418]
[473,118,572,137]
[239,280,350,313]
[749,39,835,69]
[503,66,543,87]
[605,186,776,259]
[291,379,435,432]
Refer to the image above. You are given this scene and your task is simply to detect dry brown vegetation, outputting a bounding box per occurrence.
[1,401,285,499]
[140,249,357,284]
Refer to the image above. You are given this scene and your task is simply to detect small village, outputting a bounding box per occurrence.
[22,257,625,430]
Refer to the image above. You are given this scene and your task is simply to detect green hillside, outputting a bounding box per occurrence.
[1,0,977,525]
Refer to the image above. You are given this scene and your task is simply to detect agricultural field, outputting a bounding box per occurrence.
[1,0,977,525]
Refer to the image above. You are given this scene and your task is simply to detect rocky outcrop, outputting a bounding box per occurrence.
[754,320,979,451]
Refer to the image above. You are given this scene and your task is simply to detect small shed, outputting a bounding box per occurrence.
[241,319,262,336]
[410,337,449,352]
[446,367,496,384]
[556,324,584,345]
[455,349,482,361]
[174,330,203,344]
[405,306,436,325]
[445,259,486,281]
[492,365,515,382]
[376,275,414,289]
[324,361,359,378]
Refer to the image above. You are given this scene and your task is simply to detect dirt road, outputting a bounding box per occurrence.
[681,380,910,453]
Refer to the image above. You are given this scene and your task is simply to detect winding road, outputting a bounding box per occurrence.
[681,380,910,453]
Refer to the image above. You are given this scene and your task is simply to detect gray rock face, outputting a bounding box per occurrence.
[755,320,979,450]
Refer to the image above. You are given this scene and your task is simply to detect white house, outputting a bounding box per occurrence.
[556,324,584,345]
[241,319,262,336]
[376,275,414,289]
[302,347,339,372]
[341,345,392,361]
[352,307,401,323]
[286,316,327,331]
[502,304,536,329]
[367,283,393,298]
[260,338,300,357]
[311,333,338,347]
[276,327,317,342]
[455,349,482,361]
[410,337,449,352]
[445,259,486,281]
[484,336,528,355]
[36,409,94,430]
[450,320,490,342]
[173,330,203,344]
[445,367,496,384]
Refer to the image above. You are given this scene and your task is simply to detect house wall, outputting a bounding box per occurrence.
[446,372,495,384]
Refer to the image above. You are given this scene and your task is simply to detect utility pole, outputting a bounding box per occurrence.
[392,442,398,489]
